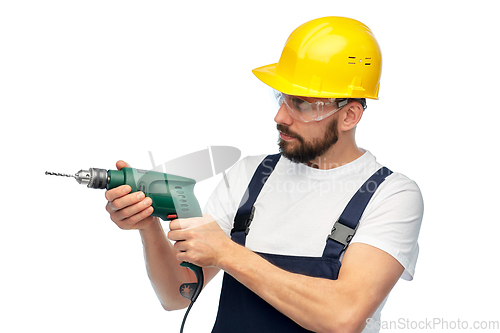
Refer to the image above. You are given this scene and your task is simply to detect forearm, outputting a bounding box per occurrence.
[139,218,193,311]
[169,217,400,332]
[218,243,364,333]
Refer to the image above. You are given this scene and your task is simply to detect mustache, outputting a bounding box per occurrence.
[277,124,302,140]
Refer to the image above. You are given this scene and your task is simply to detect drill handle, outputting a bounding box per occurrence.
[179,262,204,302]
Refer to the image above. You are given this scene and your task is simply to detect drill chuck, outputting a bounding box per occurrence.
[75,168,109,189]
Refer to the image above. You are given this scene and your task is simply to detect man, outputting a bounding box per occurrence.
[105,17,423,333]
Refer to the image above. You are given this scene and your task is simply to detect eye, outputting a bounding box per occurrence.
[298,103,310,112]
[292,97,309,112]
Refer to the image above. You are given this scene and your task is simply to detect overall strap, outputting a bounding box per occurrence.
[323,166,393,259]
[231,154,281,244]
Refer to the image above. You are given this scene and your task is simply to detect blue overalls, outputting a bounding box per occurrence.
[212,154,392,332]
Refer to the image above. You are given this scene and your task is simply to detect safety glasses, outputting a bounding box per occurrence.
[270,88,348,122]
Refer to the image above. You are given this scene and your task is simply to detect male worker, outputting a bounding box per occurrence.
[105,17,423,333]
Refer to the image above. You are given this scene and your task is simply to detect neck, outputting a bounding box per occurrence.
[306,137,364,170]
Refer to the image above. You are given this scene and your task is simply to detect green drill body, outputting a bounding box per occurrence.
[107,167,203,221]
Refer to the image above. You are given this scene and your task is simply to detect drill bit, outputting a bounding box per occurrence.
[45,171,76,178]
[46,168,109,189]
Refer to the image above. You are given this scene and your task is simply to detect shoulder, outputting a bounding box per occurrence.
[377,171,424,210]
[364,166,424,225]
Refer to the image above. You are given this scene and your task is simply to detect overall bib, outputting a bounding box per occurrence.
[212,154,392,332]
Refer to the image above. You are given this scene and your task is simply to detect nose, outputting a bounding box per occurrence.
[274,102,293,126]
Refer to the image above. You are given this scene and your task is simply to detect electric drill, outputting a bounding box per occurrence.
[46,167,205,332]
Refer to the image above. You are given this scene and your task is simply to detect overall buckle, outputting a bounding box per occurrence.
[327,220,358,251]
[231,206,256,235]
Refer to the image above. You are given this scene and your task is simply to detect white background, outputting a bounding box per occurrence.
[1,0,499,332]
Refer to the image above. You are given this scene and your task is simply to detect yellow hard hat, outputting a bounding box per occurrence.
[252,17,382,99]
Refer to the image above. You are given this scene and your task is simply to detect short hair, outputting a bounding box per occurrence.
[350,98,367,110]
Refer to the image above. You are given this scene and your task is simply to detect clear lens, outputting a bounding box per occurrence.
[269,87,284,109]
[270,88,343,122]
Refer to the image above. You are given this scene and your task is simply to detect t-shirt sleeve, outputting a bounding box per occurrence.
[350,173,424,281]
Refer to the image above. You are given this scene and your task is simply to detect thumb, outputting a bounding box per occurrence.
[116,160,131,170]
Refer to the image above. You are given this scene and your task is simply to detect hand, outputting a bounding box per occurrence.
[105,160,156,230]
[168,214,231,268]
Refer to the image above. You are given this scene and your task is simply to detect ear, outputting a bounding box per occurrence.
[338,101,363,132]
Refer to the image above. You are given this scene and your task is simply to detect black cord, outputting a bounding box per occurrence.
[178,264,204,333]
[180,301,195,333]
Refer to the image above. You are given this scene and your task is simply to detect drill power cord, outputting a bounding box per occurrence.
[180,301,195,333]
[179,262,204,333]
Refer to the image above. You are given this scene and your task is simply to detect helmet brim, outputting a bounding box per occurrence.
[252,63,379,99]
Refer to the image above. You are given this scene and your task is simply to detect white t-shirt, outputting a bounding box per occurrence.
[204,150,424,332]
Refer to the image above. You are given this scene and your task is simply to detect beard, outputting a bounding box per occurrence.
[277,117,339,165]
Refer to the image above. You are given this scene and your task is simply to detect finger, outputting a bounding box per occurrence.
[105,185,133,205]
[116,160,131,170]
[119,206,155,229]
[106,191,145,214]
[169,219,182,231]
[170,215,214,231]
[167,229,189,242]
[173,239,189,252]
[114,196,153,221]
[168,218,195,231]
[128,215,156,230]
